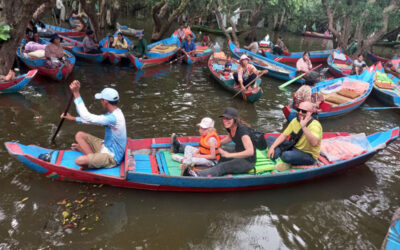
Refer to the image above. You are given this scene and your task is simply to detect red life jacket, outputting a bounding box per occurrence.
[199,131,221,160]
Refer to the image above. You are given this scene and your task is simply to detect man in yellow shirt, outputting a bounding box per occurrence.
[267,101,322,171]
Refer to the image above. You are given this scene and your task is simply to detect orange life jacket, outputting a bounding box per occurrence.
[199,131,221,160]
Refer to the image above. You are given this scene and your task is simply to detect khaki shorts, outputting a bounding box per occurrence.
[85,134,117,169]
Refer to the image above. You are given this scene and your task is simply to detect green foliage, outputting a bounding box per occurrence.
[0,24,11,41]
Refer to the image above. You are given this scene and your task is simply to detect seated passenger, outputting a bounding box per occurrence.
[45,34,67,68]
[266,101,322,171]
[233,54,267,92]
[83,30,102,54]
[179,34,196,57]
[170,117,220,174]
[104,35,115,48]
[186,107,256,177]
[202,34,210,46]
[244,37,259,53]
[296,51,320,84]
[25,33,47,52]
[112,32,128,49]
[352,54,367,75]
[109,31,147,61]
[272,36,286,55]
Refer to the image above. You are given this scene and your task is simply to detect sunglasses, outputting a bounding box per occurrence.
[297,108,308,114]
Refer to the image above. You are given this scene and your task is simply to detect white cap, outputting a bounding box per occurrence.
[196,117,214,129]
[95,88,119,102]
[239,54,250,62]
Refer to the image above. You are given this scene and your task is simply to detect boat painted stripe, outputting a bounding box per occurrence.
[149,155,160,174]
[155,152,164,174]
[160,152,170,175]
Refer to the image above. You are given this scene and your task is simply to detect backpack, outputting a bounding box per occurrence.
[250,129,267,150]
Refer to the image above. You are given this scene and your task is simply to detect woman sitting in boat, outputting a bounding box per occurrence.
[170,117,221,174]
[112,32,128,49]
[83,30,102,54]
[244,37,259,53]
[296,51,320,84]
[293,82,324,111]
[234,54,267,92]
[104,35,115,48]
[267,101,322,171]
[272,36,286,55]
[185,107,256,177]
[45,34,67,68]
[352,54,367,75]
[25,33,47,52]
[109,31,147,61]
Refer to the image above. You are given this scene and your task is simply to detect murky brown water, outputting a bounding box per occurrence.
[0,21,399,249]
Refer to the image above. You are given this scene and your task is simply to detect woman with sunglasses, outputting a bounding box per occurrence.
[266,101,322,171]
[186,107,256,177]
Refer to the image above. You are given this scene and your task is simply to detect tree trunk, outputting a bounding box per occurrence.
[98,0,106,29]
[151,0,189,41]
[227,11,239,46]
[273,14,278,31]
[277,8,286,31]
[211,0,232,43]
[0,0,49,75]
[245,4,261,42]
[79,0,101,40]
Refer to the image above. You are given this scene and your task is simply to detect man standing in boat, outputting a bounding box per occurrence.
[266,101,322,171]
[61,80,127,170]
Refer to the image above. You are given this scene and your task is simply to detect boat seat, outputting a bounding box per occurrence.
[132,154,159,174]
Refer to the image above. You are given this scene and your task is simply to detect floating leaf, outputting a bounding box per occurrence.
[62,211,69,218]
[81,227,86,231]
[74,197,86,204]
[21,197,29,202]
[98,184,103,188]
[57,200,67,205]
[65,203,72,207]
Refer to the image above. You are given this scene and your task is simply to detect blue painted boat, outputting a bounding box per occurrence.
[282,65,376,121]
[327,49,353,77]
[130,35,180,69]
[38,24,85,40]
[69,16,88,28]
[4,127,398,191]
[228,40,305,84]
[71,46,108,63]
[0,69,38,93]
[262,49,334,64]
[183,45,212,64]
[372,62,400,107]
[16,39,75,81]
[208,53,262,103]
[382,208,400,250]
[99,33,133,64]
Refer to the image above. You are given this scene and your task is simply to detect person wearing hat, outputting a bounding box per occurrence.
[109,30,147,61]
[61,80,127,170]
[170,117,221,173]
[112,32,128,50]
[83,30,102,54]
[233,54,267,93]
[45,34,66,68]
[186,107,256,177]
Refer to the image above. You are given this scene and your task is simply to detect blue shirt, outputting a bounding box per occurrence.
[74,97,127,164]
[181,40,196,52]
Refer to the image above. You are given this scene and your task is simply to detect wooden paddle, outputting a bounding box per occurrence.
[278,64,322,90]
[360,106,400,110]
[232,71,266,99]
[51,94,74,143]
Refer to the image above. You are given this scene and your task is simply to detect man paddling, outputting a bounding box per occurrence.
[61,80,127,170]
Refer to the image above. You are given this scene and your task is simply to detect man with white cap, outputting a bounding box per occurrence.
[170,117,221,173]
[61,80,127,170]
[233,54,267,92]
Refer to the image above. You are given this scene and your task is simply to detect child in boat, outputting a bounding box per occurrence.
[170,117,221,174]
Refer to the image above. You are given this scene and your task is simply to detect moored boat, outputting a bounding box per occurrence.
[191,25,246,36]
[69,16,88,28]
[0,69,38,93]
[183,45,212,64]
[116,22,143,37]
[381,208,400,250]
[327,49,353,77]
[302,31,333,39]
[208,52,262,103]
[263,48,334,63]
[16,39,75,81]
[282,66,375,121]
[42,24,85,40]
[367,51,391,63]
[372,62,400,107]
[71,46,109,63]
[129,35,180,69]
[228,40,305,84]
[4,127,398,192]
[99,33,133,64]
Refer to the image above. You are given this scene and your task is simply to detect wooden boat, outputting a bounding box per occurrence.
[16,39,75,81]
[183,45,212,64]
[367,51,391,63]
[263,49,334,63]
[129,35,180,69]
[69,16,88,28]
[327,49,353,77]
[372,62,400,107]
[228,40,305,84]
[71,46,109,63]
[282,66,375,121]
[4,127,398,192]
[302,31,333,39]
[41,24,85,40]
[191,25,246,36]
[99,33,133,64]
[208,53,262,103]
[381,208,400,250]
[0,69,37,93]
[116,22,143,37]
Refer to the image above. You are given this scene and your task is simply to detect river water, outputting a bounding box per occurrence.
[0,21,399,249]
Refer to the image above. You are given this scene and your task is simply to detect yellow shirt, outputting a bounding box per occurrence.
[283,119,322,160]
[112,38,128,49]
